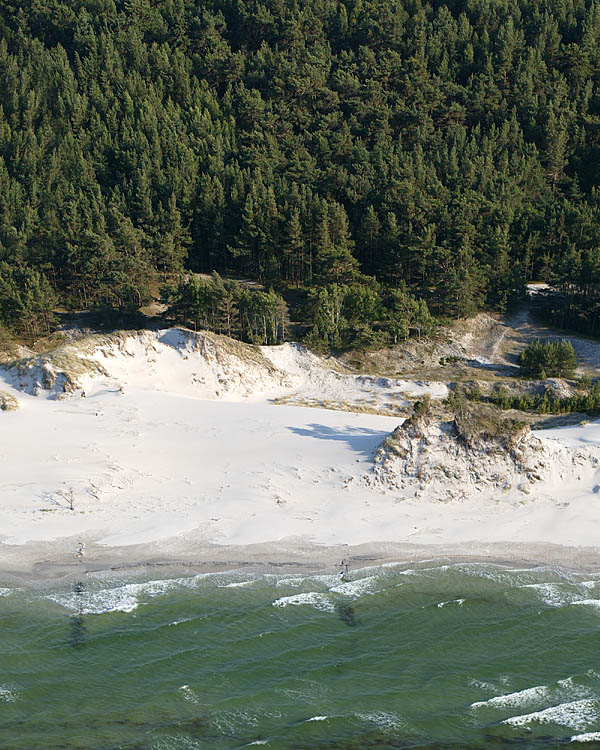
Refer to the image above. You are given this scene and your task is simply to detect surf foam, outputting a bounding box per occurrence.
[272,592,335,613]
[502,699,600,732]
[571,733,600,743]
[471,684,551,710]
[0,685,19,702]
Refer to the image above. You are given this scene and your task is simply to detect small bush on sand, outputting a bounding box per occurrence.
[0,391,18,411]
[413,394,432,417]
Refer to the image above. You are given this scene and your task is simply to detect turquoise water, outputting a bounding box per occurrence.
[2,560,600,749]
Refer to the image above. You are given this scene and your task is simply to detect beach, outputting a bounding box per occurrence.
[1,329,600,582]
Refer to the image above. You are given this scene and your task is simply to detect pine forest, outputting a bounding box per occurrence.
[1,0,600,347]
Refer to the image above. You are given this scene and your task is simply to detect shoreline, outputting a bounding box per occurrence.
[3,329,600,588]
[3,535,600,587]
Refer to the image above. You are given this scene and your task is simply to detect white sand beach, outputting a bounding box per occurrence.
[2,328,600,575]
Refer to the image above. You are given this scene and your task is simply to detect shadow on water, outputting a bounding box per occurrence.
[338,604,358,627]
[68,580,86,649]
[292,733,593,749]
[0,714,210,748]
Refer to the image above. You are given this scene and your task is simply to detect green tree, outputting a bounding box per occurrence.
[0,263,57,337]
[518,339,577,378]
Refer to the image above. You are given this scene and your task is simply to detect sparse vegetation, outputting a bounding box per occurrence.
[445,391,527,445]
[271,394,408,417]
[489,382,600,416]
[7,346,110,396]
[439,356,461,367]
[448,376,600,417]
[452,402,527,450]
[0,390,18,411]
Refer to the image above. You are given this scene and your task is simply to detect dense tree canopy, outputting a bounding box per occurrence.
[1,0,600,342]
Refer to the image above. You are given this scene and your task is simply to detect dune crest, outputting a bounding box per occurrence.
[370,403,600,502]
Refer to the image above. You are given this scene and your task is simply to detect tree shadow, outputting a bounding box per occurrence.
[463,359,521,375]
[287,423,391,455]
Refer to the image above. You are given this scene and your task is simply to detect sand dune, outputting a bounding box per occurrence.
[1,328,600,570]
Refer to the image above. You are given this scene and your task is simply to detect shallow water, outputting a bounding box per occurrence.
[2,560,600,749]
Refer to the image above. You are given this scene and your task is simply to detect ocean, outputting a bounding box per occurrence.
[2,559,600,749]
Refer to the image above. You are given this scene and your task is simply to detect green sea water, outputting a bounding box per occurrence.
[2,559,600,749]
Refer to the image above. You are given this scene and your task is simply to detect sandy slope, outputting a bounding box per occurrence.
[1,327,600,571]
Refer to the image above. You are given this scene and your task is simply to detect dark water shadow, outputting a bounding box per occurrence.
[68,580,86,649]
[337,604,358,627]
[291,732,579,749]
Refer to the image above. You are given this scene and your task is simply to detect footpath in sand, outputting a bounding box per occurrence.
[1,325,600,576]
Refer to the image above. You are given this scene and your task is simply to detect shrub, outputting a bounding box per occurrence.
[486,378,600,415]
[517,339,577,378]
[413,394,433,417]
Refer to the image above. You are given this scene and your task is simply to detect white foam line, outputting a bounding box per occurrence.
[44,569,243,614]
[572,732,600,742]
[356,711,405,730]
[168,617,193,626]
[219,580,255,588]
[502,699,599,732]
[520,583,583,608]
[272,592,335,613]
[471,684,550,710]
[329,575,377,596]
[573,599,600,609]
